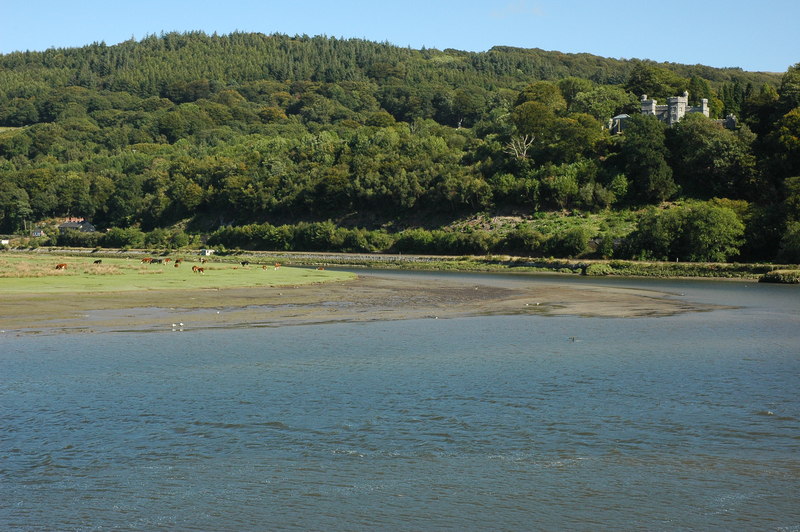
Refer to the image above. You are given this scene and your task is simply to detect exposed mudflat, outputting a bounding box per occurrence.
[0,274,721,335]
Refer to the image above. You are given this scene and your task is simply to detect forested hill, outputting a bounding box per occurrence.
[0,32,798,263]
[0,32,779,96]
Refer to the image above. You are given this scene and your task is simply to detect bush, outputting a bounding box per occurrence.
[57,229,101,248]
[585,263,613,276]
[759,270,800,284]
[394,228,435,254]
[626,201,744,262]
[501,225,546,255]
[546,226,590,257]
[101,227,145,248]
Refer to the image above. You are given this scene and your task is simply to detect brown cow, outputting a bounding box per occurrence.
[163,258,171,263]
[274,262,281,270]
[55,263,67,270]
[141,257,152,264]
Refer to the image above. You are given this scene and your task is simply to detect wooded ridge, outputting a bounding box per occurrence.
[0,32,797,263]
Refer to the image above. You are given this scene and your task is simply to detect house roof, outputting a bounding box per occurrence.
[58,221,96,231]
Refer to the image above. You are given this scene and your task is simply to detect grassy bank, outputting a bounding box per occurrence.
[238,252,787,280]
[758,270,800,284]
[0,253,354,294]
[5,248,797,282]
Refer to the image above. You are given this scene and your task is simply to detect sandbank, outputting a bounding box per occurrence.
[0,273,722,335]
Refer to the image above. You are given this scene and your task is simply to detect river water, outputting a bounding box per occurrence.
[1,273,798,530]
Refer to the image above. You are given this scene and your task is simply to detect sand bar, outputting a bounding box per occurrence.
[0,273,723,335]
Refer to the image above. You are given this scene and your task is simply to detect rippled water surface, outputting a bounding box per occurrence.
[1,275,799,530]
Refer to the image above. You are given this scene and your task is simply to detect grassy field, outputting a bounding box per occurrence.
[0,253,354,293]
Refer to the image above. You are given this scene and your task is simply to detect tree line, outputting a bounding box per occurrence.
[0,32,797,262]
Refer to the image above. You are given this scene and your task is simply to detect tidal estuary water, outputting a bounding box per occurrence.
[1,273,799,530]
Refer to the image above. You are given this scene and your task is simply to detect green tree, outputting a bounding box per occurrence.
[571,85,636,121]
[101,226,146,248]
[516,81,567,113]
[502,224,546,255]
[777,63,800,114]
[778,221,800,263]
[546,226,590,257]
[667,113,757,198]
[628,202,744,262]
[557,77,594,108]
[0,184,33,232]
[768,108,800,178]
[743,84,779,137]
[625,63,687,100]
[622,114,677,202]
[511,101,557,141]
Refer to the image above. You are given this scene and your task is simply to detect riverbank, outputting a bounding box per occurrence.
[8,246,797,280]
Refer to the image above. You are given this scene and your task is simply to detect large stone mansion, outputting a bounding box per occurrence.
[609,92,737,134]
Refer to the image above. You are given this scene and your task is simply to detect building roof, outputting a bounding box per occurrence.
[58,221,96,231]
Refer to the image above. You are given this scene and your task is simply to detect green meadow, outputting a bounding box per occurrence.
[0,253,354,293]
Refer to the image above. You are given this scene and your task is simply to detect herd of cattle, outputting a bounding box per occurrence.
[53,258,285,273]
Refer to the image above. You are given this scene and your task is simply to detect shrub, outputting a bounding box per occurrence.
[57,229,101,248]
[101,227,145,248]
[759,270,800,284]
[501,225,546,255]
[546,226,590,257]
[585,263,614,276]
[626,201,744,262]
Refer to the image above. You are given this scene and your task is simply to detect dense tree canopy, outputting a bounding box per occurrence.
[0,32,796,262]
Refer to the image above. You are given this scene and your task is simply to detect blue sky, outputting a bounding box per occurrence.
[2,0,797,73]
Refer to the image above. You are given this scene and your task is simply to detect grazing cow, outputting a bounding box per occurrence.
[150,258,163,264]
[164,258,171,263]
[141,257,152,264]
[93,259,102,264]
[174,258,183,265]
[195,267,205,274]
[55,263,67,270]
[240,260,250,267]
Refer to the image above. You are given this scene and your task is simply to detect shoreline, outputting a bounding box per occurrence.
[0,273,725,336]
